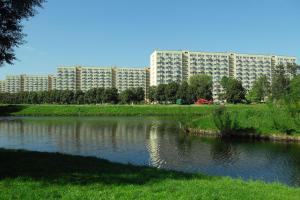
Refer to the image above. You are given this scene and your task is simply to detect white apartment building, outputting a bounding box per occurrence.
[56,67,78,91]
[80,67,113,91]
[0,80,6,93]
[150,50,296,99]
[23,75,49,92]
[150,50,183,86]
[115,68,147,92]
[5,75,22,93]
[48,75,57,90]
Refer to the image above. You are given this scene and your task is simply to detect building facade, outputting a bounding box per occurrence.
[56,67,78,91]
[5,75,23,93]
[0,80,6,93]
[150,50,296,99]
[80,67,113,91]
[23,75,49,92]
[55,66,149,93]
[48,75,57,91]
[115,68,148,92]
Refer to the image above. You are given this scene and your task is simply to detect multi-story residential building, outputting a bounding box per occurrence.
[115,68,147,92]
[48,75,57,90]
[56,67,77,91]
[23,75,49,92]
[5,75,23,93]
[55,66,149,93]
[80,67,113,91]
[0,80,6,93]
[150,50,183,86]
[150,50,297,99]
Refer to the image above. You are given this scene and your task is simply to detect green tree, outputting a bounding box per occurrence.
[95,88,105,104]
[176,81,192,104]
[133,87,145,103]
[271,64,290,101]
[247,75,270,103]
[188,74,213,101]
[119,89,135,104]
[155,84,167,103]
[290,75,300,102]
[103,88,119,104]
[0,0,45,66]
[148,86,157,103]
[84,88,97,104]
[220,77,246,104]
[165,81,180,104]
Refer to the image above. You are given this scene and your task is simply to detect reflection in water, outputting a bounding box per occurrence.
[0,116,300,186]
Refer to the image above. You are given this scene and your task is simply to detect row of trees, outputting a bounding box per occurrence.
[148,75,213,104]
[0,87,145,104]
[0,65,299,105]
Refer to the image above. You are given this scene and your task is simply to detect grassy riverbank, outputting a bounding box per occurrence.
[0,104,299,136]
[0,104,215,116]
[0,149,299,200]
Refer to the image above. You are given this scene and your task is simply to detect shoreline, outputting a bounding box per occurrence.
[185,127,300,142]
[0,148,300,199]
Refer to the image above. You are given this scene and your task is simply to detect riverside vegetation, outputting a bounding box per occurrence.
[0,103,300,138]
[1,148,300,200]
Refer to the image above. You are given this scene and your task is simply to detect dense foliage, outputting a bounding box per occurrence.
[0,0,44,66]
[220,76,246,104]
[246,75,270,102]
[0,87,144,104]
[148,74,213,104]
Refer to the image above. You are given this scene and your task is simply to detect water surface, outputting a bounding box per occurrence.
[0,116,300,186]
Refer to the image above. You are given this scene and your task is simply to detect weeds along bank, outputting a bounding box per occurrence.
[183,104,300,140]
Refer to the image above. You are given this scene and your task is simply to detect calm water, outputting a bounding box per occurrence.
[0,116,300,186]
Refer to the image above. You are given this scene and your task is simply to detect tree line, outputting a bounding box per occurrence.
[0,87,145,104]
[0,64,299,105]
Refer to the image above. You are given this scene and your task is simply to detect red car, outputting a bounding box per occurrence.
[195,98,213,105]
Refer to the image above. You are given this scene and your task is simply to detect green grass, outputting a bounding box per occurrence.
[183,104,300,135]
[0,104,299,136]
[0,149,299,200]
[0,104,215,117]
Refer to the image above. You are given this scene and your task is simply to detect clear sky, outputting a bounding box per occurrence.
[0,0,299,79]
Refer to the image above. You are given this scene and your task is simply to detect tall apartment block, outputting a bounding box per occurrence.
[56,67,77,91]
[0,80,6,93]
[80,67,113,91]
[115,68,147,92]
[48,75,57,91]
[56,66,149,93]
[150,50,296,99]
[5,75,23,93]
[1,75,56,93]
[23,75,49,92]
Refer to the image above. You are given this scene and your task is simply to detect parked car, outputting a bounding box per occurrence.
[195,98,213,105]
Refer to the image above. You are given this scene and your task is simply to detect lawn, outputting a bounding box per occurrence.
[0,149,299,200]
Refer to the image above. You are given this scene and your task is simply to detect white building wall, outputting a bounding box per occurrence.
[5,75,22,93]
[56,67,77,91]
[23,75,49,92]
[0,80,6,93]
[150,50,297,100]
[116,68,146,92]
[150,50,183,86]
[80,67,113,91]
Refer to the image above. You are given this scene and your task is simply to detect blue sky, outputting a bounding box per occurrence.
[1,0,299,79]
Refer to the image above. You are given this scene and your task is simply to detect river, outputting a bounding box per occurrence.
[0,116,299,186]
